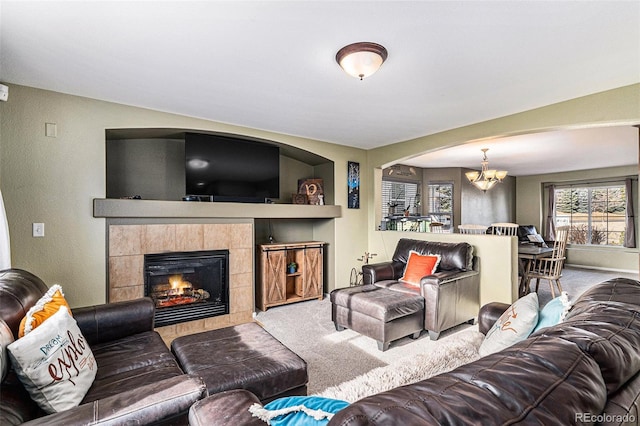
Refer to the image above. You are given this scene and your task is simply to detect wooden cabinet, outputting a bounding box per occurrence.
[257,241,324,311]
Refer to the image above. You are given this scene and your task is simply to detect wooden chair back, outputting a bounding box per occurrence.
[458,224,488,235]
[490,223,519,236]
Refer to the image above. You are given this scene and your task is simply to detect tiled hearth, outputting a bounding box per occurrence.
[108,222,254,343]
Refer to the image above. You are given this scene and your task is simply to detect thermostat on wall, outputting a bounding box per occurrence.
[0,84,8,102]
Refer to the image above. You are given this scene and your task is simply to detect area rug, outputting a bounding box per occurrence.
[317,329,483,402]
[257,298,485,394]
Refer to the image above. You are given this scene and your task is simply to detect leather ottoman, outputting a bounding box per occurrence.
[171,322,308,403]
[330,285,424,351]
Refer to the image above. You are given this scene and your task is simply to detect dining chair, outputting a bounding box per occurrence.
[525,226,570,298]
[458,224,489,234]
[490,223,519,236]
[430,222,445,233]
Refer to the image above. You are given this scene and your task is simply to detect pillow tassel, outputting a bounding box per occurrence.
[558,291,572,321]
[249,402,336,424]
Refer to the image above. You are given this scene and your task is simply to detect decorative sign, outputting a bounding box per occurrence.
[292,193,308,204]
[298,179,324,205]
[348,161,360,209]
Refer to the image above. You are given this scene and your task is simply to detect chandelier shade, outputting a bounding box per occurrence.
[336,42,388,80]
[465,149,508,192]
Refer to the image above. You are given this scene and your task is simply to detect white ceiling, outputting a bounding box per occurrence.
[402,126,639,176]
[1,1,638,174]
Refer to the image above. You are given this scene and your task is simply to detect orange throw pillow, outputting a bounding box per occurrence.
[400,251,441,286]
[18,284,71,338]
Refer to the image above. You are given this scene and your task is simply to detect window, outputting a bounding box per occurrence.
[382,180,419,217]
[554,184,627,246]
[427,183,453,229]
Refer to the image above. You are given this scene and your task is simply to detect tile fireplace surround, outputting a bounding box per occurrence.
[108,222,254,343]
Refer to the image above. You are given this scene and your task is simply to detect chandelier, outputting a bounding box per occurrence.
[465,148,508,192]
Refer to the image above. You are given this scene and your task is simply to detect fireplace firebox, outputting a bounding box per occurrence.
[144,250,229,327]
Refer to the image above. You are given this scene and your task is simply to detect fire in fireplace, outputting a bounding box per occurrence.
[144,250,229,327]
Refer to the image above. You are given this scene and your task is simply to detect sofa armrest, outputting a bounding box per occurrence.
[189,389,265,426]
[72,297,155,346]
[478,302,511,335]
[22,374,206,426]
[362,261,403,284]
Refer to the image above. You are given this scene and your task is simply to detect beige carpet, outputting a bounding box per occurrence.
[532,265,638,307]
[255,297,479,395]
[256,266,637,395]
[318,329,483,402]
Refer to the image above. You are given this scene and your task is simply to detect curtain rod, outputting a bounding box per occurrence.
[543,176,638,188]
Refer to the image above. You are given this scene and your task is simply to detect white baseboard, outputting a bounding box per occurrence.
[565,263,639,275]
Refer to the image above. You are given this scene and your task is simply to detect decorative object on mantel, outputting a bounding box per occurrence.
[348,161,360,209]
[298,179,324,205]
[336,42,388,80]
[465,148,508,192]
[292,193,308,205]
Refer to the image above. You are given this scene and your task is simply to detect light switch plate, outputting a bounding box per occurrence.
[32,223,45,237]
[45,123,57,138]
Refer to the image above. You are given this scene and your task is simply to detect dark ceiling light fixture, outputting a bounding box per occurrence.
[336,42,388,80]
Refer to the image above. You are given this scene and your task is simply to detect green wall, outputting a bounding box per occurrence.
[366,84,640,281]
[0,85,368,306]
[1,83,639,307]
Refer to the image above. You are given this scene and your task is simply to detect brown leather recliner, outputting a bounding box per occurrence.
[362,239,480,340]
[0,268,206,425]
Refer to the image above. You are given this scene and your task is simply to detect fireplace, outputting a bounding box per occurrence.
[144,250,229,327]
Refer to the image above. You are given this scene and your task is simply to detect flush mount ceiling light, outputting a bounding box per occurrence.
[336,42,388,80]
[465,148,508,192]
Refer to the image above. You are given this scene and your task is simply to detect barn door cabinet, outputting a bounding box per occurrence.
[257,241,325,311]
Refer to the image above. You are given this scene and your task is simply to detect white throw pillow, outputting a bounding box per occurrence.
[7,306,97,413]
[479,292,539,357]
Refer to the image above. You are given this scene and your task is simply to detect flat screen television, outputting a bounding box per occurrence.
[185,132,280,203]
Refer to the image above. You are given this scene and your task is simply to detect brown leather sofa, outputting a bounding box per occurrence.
[0,268,207,425]
[361,238,480,340]
[188,277,640,425]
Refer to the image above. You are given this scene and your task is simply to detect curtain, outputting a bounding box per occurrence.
[544,184,556,241]
[0,190,10,270]
[624,178,636,248]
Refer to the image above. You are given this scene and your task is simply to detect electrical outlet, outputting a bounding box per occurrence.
[32,223,45,237]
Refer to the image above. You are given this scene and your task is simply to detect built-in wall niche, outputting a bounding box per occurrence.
[105,128,335,204]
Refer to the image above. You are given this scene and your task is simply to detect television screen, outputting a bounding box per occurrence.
[185,133,280,202]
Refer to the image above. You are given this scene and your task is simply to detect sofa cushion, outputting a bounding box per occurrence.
[0,269,48,339]
[19,284,70,338]
[330,336,607,425]
[567,277,640,318]
[399,251,440,286]
[479,292,539,357]
[83,330,183,403]
[393,239,473,272]
[7,306,97,413]
[542,303,640,396]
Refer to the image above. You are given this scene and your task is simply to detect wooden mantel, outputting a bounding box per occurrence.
[93,198,342,219]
